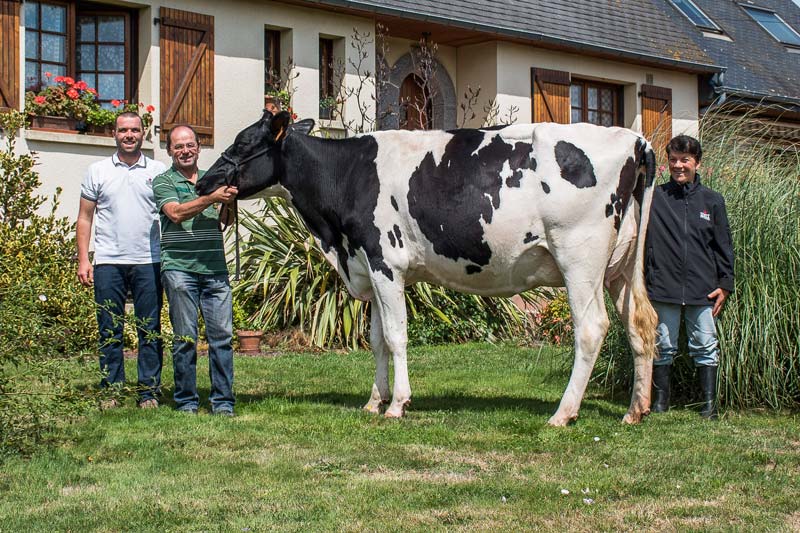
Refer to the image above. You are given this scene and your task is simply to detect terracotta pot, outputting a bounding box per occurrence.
[264,94,282,114]
[29,115,79,133]
[236,330,263,354]
[86,123,114,136]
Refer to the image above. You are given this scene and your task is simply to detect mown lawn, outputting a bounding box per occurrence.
[0,343,798,532]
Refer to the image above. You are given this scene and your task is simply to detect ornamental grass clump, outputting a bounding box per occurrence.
[594,109,800,410]
[233,199,537,349]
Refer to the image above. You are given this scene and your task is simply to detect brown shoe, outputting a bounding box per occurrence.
[139,398,159,409]
[100,398,121,410]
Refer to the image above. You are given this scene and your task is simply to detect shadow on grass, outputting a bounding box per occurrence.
[227,390,623,420]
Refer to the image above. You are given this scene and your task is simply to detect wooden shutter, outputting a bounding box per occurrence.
[641,84,672,162]
[159,7,214,144]
[0,0,21,112]
[531,67,570,124]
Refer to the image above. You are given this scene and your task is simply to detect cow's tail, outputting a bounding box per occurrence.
[631,138,658,359]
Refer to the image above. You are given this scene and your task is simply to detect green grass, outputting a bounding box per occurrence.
[1,343,798,532]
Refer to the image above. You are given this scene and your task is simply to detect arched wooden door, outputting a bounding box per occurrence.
[399,74,432,130]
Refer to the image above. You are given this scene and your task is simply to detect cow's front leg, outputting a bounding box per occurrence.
[371,277,410,418]
[364,302,390,414]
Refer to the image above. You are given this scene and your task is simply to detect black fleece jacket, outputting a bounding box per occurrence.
[645,177,735,305]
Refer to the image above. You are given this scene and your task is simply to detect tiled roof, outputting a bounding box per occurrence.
[307,0,720,72]
[688,0,800,105]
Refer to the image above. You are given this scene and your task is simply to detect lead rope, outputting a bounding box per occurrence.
[234,197,240,281]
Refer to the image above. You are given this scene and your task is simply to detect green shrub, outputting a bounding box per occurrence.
[0,111,100,456]
[233,199,537,349]
[594,111,800,409]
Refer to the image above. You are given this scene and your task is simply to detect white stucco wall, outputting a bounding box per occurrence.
[495,41,699,135]
[14,1,699,223]
[16,0,375,220]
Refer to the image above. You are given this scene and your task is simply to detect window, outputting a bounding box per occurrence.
[742,6,800,47]
[668,0,721,31]
[264,29,280,93]
[570,80,622,127]
[319,37,334,119]
[24,1,134,105]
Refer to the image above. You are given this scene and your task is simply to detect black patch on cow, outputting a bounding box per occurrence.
[393,225,403,248]
[391,195,399,211]
[281,134,393,281]
[387,230,396,247]
[555,141,596,189]
[605,155,638,230]
[505,142,536,188]
[407,131,533,267]
[541,181,550,194]
[524,232,539,244]
[466,265,482,275]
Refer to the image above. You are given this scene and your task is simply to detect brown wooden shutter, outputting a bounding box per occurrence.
[0,0,21,112]
[531,67,570,124]
[641,84,672,162]
[159,7,214,144]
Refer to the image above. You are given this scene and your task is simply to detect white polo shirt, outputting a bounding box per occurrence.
[80,152,167,264]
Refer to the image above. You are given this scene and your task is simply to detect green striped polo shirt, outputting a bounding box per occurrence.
[153,167,227,275]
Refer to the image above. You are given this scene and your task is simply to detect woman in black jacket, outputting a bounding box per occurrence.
[645,135,734,420]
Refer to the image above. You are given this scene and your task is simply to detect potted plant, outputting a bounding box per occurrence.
[25,73,98,132]
[233,299,263,355]
[85,107,117,136]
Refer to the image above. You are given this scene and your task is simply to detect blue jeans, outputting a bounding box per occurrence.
[94,263,163,400]
[653,302,719,367]
[162,270,235,413]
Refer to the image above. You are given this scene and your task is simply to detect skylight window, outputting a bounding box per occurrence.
[669,0,721,31]
[742,6,800,46]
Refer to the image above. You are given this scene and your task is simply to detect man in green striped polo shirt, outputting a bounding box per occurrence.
[153,125,239,416]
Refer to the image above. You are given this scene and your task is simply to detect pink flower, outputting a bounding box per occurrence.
[45,72,52,78]
[74,80,88,90]
[658,165,666,173]
[146,105,155,113]
[54,76,65,83]
[63,76,75,85]
[111,99,121,107]
[34,95,46,104]
[87,88,97,96]
[66,88,79,100]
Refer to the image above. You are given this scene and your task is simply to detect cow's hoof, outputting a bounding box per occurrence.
[384,400,410,419]
[363,399,387,415]
[622,411,646,424]
[547,413,577,427]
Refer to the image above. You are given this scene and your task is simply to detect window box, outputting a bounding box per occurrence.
[28,115,80,133]
[86,123,113,137]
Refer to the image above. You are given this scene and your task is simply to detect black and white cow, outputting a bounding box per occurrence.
[198,111,658,425]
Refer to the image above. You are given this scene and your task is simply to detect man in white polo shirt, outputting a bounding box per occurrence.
[76,112,167,409]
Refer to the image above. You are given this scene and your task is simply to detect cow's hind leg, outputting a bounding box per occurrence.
[364,303,391,414]
[608,272,657,424]
[548,271,610,427]
[370,278,411,418]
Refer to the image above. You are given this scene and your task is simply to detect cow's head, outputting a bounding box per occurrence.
[197,110,314,198]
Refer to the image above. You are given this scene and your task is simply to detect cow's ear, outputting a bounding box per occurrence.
[270,111,292,138]
[288,119,315,137]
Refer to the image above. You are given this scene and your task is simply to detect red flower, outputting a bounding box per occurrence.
[66,88,79,100]
[45,72,52,78]
[146,105,155,113]
[111,99,121,107]
[54,76,65,83]
[291,113,298,120]
[34,95,46,105]
[63,76,75,85]
[87,88,98,95]
[74,80,88,90]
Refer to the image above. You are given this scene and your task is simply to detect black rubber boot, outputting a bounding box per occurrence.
[651,364,671,413]
[698,365,719,420]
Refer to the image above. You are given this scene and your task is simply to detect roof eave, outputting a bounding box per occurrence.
[296,0,723,74]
